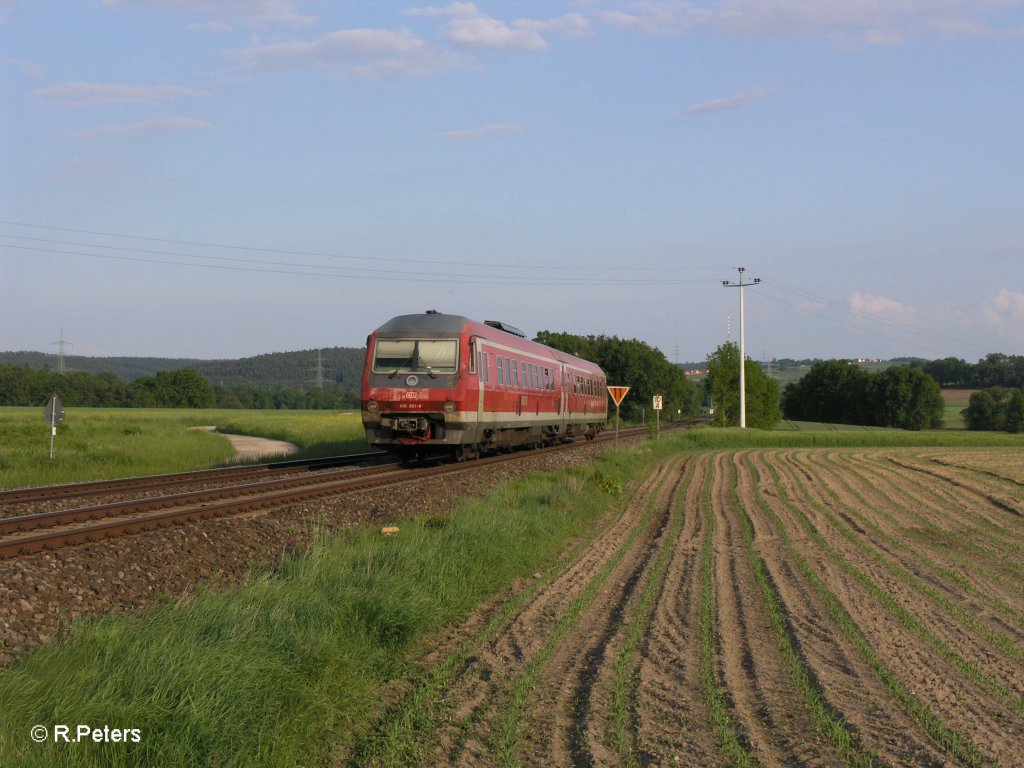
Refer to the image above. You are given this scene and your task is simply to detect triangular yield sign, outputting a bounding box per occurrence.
[607,386,630,406]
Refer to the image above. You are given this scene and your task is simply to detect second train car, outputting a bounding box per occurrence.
[361,311,607,461]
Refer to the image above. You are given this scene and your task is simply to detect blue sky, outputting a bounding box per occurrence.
[2,1,1022,364]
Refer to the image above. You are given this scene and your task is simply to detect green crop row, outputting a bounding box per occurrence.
[752,456,986,767]
[729,456,876,767]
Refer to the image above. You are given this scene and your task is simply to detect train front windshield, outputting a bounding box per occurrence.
[373,339,459,375]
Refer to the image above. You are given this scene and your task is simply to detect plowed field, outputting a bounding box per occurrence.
[350,448,1024,767]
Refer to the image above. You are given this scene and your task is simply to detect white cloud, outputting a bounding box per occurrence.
[597,2,690,35]
[597,0,1024,44]
[102,0,314,28]
[32,82,206,108]
[442,122,524,141]
[982,288,1024,344]
[233,28,464,78]
[849,291,920,326]
[73,114,212,139]
[408,2,589,50]
[678,87,771,117]
[9,57,43,77]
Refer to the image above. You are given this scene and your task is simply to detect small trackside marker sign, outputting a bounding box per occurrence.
[607,386,630,406]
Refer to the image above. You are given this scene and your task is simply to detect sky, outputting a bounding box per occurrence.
[2,1,1023,365]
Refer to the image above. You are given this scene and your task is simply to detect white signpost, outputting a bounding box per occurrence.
[652,395,663,438]
[43,394,65,459]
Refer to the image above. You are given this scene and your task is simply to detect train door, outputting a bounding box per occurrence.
[473,339,484,426]
[560,364,569,433]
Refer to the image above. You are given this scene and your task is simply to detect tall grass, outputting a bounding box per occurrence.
[0,408,368,488]
[213,411,368,459]
[0,408,235,488]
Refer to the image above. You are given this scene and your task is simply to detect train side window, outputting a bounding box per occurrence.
[511,359,519,388]
[484,353,490,384]
[496,355,504,385]
[505,358,512,387]
[521,362,527,389]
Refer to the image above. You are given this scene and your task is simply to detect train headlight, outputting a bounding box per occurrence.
[443,400,456,414]
[366,400,379,413]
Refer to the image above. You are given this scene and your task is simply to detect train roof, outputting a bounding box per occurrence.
[372,311,603,373]
[373,312,471,337]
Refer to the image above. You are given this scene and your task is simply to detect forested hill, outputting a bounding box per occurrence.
[0,348,366,394]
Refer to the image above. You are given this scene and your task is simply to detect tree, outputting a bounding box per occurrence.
[962,386,1023,432]
[867,365,944,430]
[1006,390,1024,434]
[705,342,781,429]
[922,357,971,388]
[962,389,1000,431]
[781,360,871,424]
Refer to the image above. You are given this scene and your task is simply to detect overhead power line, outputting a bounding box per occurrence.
[0,220,727,274]
[0,241,721,287]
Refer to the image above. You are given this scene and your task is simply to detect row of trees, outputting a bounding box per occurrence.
[535,331,702,422]
[961,387,1024,433]
[781,360,945,430]
[0,365,358,410]
[920,353,1024,388]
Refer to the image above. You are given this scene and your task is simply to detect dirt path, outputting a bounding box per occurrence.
[190,426,298,460]
[346,447,1024,767]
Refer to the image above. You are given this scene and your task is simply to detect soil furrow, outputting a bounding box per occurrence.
[747,451,955,767]
[720,452,863,767]
[842,451,1024,589]
[439,460,677,766]
[633,453,723,765]
[797,451,1024,657]
[769,452,1021,766]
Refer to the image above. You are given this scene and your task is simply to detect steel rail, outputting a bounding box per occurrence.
[0,451,388,506]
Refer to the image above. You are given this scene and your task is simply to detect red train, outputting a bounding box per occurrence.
[361,311,607,461]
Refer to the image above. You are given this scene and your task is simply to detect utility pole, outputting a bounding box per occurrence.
[722,267,761,428]
[51,328,73,375]
[310,349,328,391]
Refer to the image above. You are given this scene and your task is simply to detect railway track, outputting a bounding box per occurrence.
[0,427,655,560]
[0,451,389,506]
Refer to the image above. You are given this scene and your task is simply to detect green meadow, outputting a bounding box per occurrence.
[0,408,369,489]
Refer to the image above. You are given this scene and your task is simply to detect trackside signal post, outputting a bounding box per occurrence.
[652,395,663,438]
[607,386,630,445]
[44,394,64,459]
